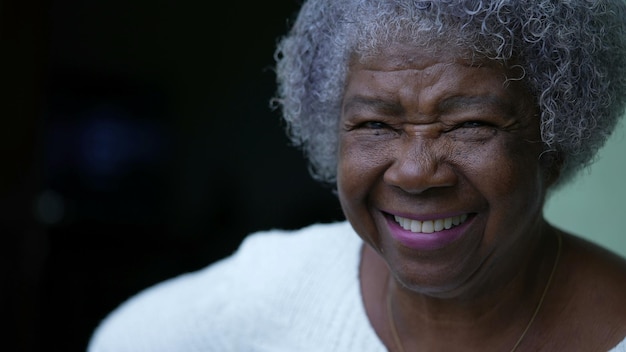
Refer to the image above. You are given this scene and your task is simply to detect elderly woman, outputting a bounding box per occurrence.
[89,0,626,351]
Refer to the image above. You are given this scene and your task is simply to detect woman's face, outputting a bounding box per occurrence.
[337,45,553,297]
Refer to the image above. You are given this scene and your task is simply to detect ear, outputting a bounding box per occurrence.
[539,150,563,187]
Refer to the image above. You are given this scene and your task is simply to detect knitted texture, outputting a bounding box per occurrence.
[87,222,386,352]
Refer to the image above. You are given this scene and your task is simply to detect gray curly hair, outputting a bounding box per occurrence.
[273,0,626,188]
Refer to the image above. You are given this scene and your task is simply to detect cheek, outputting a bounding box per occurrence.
[462,137,547,220]
[336,137,388,247]
[337,136,391,199]
[461,131,543,187]
[499,137,546,196]
[336,138,359,211]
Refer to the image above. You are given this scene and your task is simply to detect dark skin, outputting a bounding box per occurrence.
[336,45,626,351]
[360,233,626,351]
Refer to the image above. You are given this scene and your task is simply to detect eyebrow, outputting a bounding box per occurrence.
[438,95,513,115]
[342,96,405,116]
[342,94,516,118]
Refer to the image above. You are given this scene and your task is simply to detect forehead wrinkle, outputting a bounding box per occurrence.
[439,95,514,115]
[342,95,405,116]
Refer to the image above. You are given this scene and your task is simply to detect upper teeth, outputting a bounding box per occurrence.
[394,214,468,233]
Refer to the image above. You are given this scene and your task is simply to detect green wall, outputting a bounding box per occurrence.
[544,119,626,258]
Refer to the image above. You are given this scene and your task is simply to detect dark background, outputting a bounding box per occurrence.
[3,1,344,351]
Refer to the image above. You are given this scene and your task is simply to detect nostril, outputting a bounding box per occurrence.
[383,156,457,194]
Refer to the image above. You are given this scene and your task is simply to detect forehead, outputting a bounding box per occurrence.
[344,44,532,110]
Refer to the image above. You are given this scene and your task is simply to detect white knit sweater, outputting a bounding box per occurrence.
[88,221,386,351]
[88,221,626,352]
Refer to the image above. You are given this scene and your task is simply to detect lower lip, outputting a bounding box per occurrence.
[385,214,472,251]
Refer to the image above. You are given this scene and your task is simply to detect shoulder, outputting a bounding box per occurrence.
[235,220,358,266]
[88,221,368,352]
[225,221,361,286]
[610,337,626,352]
[552,232,626,351]
[563,233,626,298]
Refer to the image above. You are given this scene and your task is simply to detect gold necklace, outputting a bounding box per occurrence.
[386,233,562,352]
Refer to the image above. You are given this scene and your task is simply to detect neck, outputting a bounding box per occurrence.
[383,222,561,350]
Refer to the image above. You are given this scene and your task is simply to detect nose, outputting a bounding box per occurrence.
[383,139,457,194]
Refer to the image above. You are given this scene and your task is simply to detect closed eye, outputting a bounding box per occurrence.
[364,121,390,129]
[442,119,500,142]
[461,120,491,128]
[443,120,493,133]
[352,120,399,137]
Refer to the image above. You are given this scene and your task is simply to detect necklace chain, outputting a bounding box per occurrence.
[386,233,562,352]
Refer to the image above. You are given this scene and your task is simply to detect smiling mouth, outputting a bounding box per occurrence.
[393,214,469,234]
